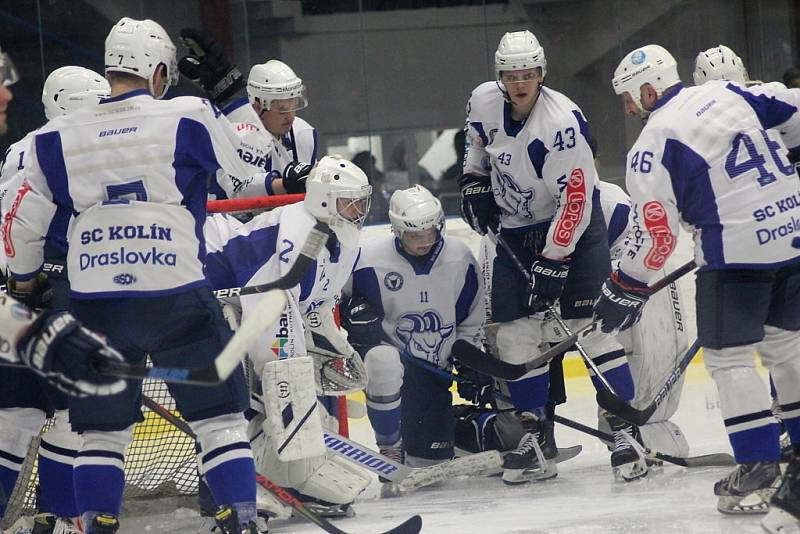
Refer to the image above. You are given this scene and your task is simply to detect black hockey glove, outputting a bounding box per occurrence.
[592,272,652,333]
[454,360,495,407]
[459,174,500,235]
[340,295,384,354]
[527,255,569,313]
[7,273,52,310]
[282,161,312,194]
[178,28,245,108]
[18,311,127,397]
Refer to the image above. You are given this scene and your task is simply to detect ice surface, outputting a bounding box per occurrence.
[119,364,777,533]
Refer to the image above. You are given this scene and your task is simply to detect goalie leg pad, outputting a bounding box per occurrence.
[292,454,372,505]
[261,356,325,462]
[638,420,690,458]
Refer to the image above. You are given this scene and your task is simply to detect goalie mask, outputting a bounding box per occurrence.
[42,66,110,120]
[304,156,372,249]
[612,44,681,116]
[104,17,179,99]
[389,185,444,256]
[692,45,748,86]
[247,60,308,113]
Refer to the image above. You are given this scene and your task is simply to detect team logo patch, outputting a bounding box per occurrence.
[277,381,290,398]
[642,200,675,269]
[631,50,646,65]
[553,168,586,247]
[384,272,404,291]
[112,273,137,286]
[495,167,534,219]
[395,310,454,367]
[306,311,321,328]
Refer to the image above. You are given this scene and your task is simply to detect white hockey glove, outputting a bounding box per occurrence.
[305,308,368,395]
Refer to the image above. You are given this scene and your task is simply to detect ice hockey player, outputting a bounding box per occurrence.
[460,29,643,483]
[597,44,800,528]
[464,177,690,463]
[0,65,114,534]
[203,156,373,531]
[2,17,289,533]
[246,59,319,186]
[340,184,484,473]
[177,29,311,199]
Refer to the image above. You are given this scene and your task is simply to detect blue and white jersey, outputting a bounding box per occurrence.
[596,180,632,260]
[0,131,35,274]
[210,99,278,199]
[618,81,800,284]
[205,201,359,371]
[270,116,319,172]
[464,82,599,259]
[347,234,484,369]
[4,89,273,298]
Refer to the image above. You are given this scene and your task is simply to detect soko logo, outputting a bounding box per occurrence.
[553,168,586,247]
[642,200,675,269]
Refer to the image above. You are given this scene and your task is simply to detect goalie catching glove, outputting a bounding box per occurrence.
[305,307,368,395]
[0,294,126,397]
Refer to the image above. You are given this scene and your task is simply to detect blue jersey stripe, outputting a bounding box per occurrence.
[455,262,478,325]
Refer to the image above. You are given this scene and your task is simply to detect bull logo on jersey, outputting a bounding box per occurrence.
[494,164,534,219]
[395,310,454,367]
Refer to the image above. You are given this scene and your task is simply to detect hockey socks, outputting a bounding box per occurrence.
[588,349,635,402]
[38,439,79,517]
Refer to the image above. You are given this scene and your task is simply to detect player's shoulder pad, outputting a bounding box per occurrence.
[468,81,505,119]
[168,95,225,119]
[353,233,395,268]
[596,180,630,206]
[292,116,316,134]
[440,234,477,264]
[538,87,586,131]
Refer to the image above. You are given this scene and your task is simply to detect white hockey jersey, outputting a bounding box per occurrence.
[270,116,318,172]
[596,180,632,260]
[4,89,273,298]
[204,201,359,372]
[464,82,599,259]
[0,131,35,274]
[347,234,484,369]
[618,81,800,284]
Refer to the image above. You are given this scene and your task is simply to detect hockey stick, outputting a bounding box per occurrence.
[552,414,735,467]
[492,232,616,393]
[141,395,424,534]
[92,221,330,385]
[453,260,697,381]
[596,340,701,426]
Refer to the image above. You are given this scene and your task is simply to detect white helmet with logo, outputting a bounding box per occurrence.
[612,45,681,110]
[389,185,444,245]
[42,66,110,120]
[495,30,547,80]
[692,45,748,85]
[304,156,372,248]
[247,60,308,112]
[104,17,178,99]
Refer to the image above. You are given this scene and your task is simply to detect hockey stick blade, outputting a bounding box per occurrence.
[143,396,424,534]
[596,340,701,426]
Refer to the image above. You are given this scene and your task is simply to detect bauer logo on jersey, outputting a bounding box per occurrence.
[384,272,404,292]
[271,312,292,359]
[395,310,455,367]
[642,200,675,270]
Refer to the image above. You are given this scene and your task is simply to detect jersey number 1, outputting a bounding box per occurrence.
[420,291,429,303]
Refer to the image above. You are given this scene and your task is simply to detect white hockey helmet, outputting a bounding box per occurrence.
[247,60,308,112]
[42,66,110,120]
[389,185,444,253]
[612,45,681,110]
[304,156,372,248]
[495,30,547,80]
[104,17,178,99]
[0,47,19,87]
[692,45,748,85]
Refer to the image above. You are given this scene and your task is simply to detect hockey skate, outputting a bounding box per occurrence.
[501,414,558,485]
[88,514,120,534]
[763,446,800,532]
[378,440,404,484]
[30,514,82,534]
[605,413,648,482]
[212,506,259,534]
[714,461,780,514]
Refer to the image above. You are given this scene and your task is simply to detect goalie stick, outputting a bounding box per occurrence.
[92,221,331,385]
[596,340,702,426]
[552,414,735,468]
[452,259,697,381]
[141,395,423,534]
